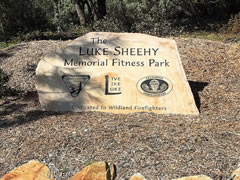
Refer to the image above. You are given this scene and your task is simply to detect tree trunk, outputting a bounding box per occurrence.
[53,0,61,33]
[73,0,86,25]
[85,0,94,22]
[187,0,196,16]
[88,0,98,21]
[96,0,106,19]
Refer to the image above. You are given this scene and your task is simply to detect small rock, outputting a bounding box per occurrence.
[0,160,53,180]
[69,161,116,180]
[174,175,212,180]
[233,175,240,180]
[232,167,240,180]
[130,173,147,180]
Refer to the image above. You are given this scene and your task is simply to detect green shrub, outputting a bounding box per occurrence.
[15,26,91,41]
[221,12,240,34]
[93,17,123,32]
[0,42,8,49]
[93,0,178,36]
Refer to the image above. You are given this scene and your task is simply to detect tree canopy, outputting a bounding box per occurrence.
[0,0,239,41]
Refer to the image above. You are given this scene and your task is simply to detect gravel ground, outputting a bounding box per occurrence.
[0,38,239,180]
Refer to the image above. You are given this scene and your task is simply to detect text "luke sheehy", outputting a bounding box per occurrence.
[79,46,159,56]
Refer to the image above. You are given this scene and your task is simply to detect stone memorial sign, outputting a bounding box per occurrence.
[36,32,199,115]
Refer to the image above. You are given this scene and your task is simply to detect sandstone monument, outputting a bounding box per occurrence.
[36,32,199,115]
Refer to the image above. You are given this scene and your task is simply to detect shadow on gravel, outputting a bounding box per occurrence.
[189,81,209,112]
[0,51,12,58]
[0,44,27,63]
[0,107,66,129]
[0,91,66,129]
[0,110,65,129]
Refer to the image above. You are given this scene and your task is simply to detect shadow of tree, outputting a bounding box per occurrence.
[0,51,12,58]
[0,91,67,128]
[189,80,209,112]
[0,110,65,129]
[0,68,19,98]
[0,44,27,63]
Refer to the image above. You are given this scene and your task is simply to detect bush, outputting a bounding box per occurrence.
[93,0,179,36]
[93,17,124,32]
[15,25,91,42]
[0,0,55,41]
[128,2,178,36]
[221,12,240,34]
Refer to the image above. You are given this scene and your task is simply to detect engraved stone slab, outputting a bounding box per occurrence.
[36,32,199,115]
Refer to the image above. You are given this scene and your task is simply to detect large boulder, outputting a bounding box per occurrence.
[36,32,199,115]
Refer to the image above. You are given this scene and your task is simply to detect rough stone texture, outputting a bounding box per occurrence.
[233,176,240,180]
[36,32,198,115]
[232,167,240,180]
[174,175,212,180]
[69,162,116,180]
[0,160,53,180]
[130,173,147,180]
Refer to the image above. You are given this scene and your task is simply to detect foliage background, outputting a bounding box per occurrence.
[0,0,240,42]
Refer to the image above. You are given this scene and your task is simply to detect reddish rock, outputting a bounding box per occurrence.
[233,176,240,180]
[175,175,212,180]
[232,167,240,180]
[0,160,53,180]
[69,162,116,180]
[130,173,147,180]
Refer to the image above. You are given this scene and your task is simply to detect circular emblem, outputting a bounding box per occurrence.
[137,76,173,96]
